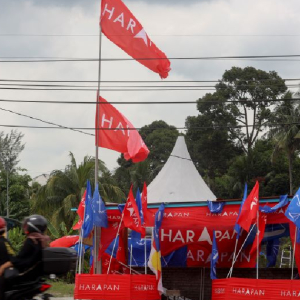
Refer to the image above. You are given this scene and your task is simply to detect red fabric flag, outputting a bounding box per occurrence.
[123,186,145,236]
[73,190,87,230]
[50,235,79,248]
[249,213,267,255]
[237,181,259,232]
[95,96,149,163]
[116,229,129,273]
[100,0,171,79]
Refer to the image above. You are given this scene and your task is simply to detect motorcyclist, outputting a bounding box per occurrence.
[0,215,50,297]
[0,217,15,299]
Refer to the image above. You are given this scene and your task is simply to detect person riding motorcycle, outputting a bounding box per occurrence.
[0,215,50,298]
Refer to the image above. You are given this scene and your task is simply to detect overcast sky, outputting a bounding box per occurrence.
[0,0,300,178]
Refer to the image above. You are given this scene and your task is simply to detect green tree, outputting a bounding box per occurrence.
[267,92,300,194]
[197,67,287,154]
[0,130,25,172]
[32,152,124,230]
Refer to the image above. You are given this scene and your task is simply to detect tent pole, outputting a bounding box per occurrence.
[144,230,147,274]
[228,238,238,278]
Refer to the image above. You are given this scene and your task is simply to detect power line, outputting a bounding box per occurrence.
[1,78,300,83]
[0,107,94,137]
[0,122,299,130]
[0,98,299,105]
[1,54,300,62]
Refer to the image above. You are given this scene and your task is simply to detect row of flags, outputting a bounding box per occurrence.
[75,180,165,294]
[211,181,300,280]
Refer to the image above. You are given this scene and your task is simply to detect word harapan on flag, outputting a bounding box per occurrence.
[100,0,171,79]
[95,97,149,163]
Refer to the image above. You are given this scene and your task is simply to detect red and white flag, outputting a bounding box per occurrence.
[73,190,87,230]
[95,96,149,163]
[237,181,259,232]
[100,0,171,79]
[249,213,267,255]
[123,186,145,236]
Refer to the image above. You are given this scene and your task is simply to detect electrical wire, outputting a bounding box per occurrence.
[0,98,299,105]
[1,54,300,62]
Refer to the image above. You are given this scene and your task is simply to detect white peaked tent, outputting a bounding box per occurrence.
[147,136,217,204]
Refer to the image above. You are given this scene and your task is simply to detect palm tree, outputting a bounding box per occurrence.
[268,93,300,194]
[31,152,125,230]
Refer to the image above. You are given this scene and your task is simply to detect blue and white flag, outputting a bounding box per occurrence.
[210,231,219,280]
[207,201,225,213]
[82,180,94,238]
[91,183,108,228]
[285,187,300,228]
[234,183,247,239]
[260,194,289,213]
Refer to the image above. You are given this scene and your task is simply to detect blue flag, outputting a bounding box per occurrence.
[260,194,289,213]
[82,180,93,238]
[91,184,108,228]
[207,201,225,213]
[266,238,279,268]
[210,231,219,280]
[285,187,300,228]
[234,183,247,239]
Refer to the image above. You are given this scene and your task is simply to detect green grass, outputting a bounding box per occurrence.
[48,281,75,297]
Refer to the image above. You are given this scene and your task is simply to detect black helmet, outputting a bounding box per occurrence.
[23,215,47,234]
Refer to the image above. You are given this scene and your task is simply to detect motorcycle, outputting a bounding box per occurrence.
[4,247,77,300]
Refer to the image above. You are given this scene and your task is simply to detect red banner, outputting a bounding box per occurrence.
[212,278,300,300]
[74,274,160,300]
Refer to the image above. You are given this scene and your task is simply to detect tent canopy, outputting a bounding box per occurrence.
[147,136,216,204]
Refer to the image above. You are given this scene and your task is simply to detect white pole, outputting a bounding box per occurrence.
[228,238,238,278]
[256,211,259,279]
[227,225,255,277]
[107,212,124,274]
[291,228,297,279]
[94,0,103,275]
[144,228,147,274]
[130,244,133,274]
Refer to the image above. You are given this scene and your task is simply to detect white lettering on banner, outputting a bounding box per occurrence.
[198,227,212,245]
[281,290,300,297]
[101,114,113,128]
[107,215,121,220]
[79,284,120,291]
[102,4,115,19]
[173,231,185,243]
[214,288,225,294]
[232,287,265,296]
[114,122,125,135]
[133,285,155,291]
[206,211,238,217]
[197,250,204,261]
[113,13,125,27]
[164,212,190,218]
[186,230,195,243]
[161,229,172,242]
[127,19,136,33]
[187,251,250,263]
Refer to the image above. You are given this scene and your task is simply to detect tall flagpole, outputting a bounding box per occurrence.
[256,211,259,279]
[94,0,103,274]
[291,228,297,279]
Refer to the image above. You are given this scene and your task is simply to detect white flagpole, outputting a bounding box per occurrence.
[291,228,297,279]
[130,244,133,274]
[94,0,103,275]
[144,231,147,274]
[256,211,259,279]
[107,212,124,274]
[227,225,255,278]
[228,238,238,278]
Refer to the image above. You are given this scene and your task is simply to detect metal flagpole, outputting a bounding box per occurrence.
[144,232,147,274]
[256,211,259,279]
[94,0,103,275]
[227,225,255,278]
[291,228,297,279]
[228,238,238,278]
[130,244,133,274]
